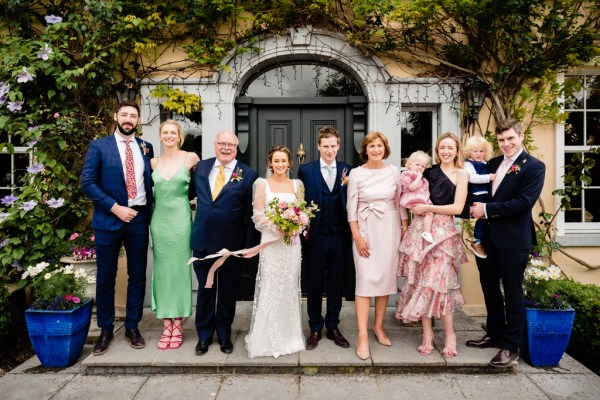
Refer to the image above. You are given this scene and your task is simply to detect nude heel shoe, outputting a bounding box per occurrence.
[373,331,392,346]
[356,349,370,360]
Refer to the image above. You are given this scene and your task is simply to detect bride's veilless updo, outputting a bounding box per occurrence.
[267,145,293,172]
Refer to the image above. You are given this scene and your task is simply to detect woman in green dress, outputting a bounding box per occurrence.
[150,119,200,350]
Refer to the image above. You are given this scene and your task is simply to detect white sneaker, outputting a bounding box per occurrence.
[421,232,434,243]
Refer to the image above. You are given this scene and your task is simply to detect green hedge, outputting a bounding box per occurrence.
[553,278,600,374]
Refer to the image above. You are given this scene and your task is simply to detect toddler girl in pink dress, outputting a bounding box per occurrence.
[399,151,434,243]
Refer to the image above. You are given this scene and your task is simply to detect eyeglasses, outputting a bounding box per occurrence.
[215,142,237,149]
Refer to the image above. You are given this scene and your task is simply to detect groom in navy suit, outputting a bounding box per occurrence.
[191,130,259,355]
[298,126,352,350]
[468,117,545,367]
[81,100,154,355]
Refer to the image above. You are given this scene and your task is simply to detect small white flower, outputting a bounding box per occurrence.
[86,276,96,284]
[44,272,52,280]
[21,270,30,279]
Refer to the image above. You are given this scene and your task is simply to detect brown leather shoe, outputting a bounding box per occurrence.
[490,349,519,367]
[465,335,501,349]
[124,327,146,349]
[305,331,322,350]
[470,242,487,258]
[326,329,350,348]
[93,331,113,356]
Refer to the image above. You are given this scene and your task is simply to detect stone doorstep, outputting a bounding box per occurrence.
[80,303,517,375]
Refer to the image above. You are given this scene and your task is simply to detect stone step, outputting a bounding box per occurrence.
[82,302,515,374]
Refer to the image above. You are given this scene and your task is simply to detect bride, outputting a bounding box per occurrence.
[245,145,305,358]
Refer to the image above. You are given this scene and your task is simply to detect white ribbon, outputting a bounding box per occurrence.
[188,238,279,288]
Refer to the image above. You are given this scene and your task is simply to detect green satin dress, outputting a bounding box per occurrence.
[150,161,193,318]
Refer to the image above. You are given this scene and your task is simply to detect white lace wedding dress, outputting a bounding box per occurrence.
[245,178,305,358]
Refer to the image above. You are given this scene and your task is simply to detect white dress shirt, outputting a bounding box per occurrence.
[483,149,524,218]
[114,132,147,207]
[209,159,238,190]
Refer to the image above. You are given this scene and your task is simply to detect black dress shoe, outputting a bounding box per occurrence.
[219,339,234,354]
[465,335,501,349]
[93,331,114,356]
[326,329,350,348]
[195,339,212,355]
[305,331,322,350]
[124,327,146,349]
[490,349,519,367]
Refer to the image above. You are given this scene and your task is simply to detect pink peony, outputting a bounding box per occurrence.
[69,232,79,241]
[65,294,72,301]
[72,297,80,304]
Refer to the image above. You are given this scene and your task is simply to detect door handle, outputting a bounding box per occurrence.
[296,143,306,165]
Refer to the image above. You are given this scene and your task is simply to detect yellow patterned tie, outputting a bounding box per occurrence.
[212,164,225,200]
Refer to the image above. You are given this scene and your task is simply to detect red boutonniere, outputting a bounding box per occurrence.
[231,168,243,182]
[340,168,349,186]
[507,158,526,175]
[139,141,150,156]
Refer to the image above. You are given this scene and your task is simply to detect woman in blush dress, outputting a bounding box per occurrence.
[150,119,200,350]
[395,132,468,358]
[347,132,409,360]
[245,145,306,358]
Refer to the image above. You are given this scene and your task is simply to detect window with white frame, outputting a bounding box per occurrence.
[0,132,30,198]
[561,72,600,234]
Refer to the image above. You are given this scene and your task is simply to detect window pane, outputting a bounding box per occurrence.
[0,154,10,188]
[585,189,599,222]
[242,64,363,97]
[586,112,600,145]
[585,75,600,109]
[565,76,584,110]
[14,153,28,184]
[400,111,433,164]
[588,152,600,187]
[564,112,583,146]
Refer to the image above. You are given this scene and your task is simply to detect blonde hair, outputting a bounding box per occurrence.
[463,136,493,161]
[159,119,185,148]
[434,132,463,168]
[406,150,432,168]
[359,131,391,162]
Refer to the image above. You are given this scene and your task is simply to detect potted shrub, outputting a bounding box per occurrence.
[20,262,95,367]
[522,255,575,367]
[59,231,97,300]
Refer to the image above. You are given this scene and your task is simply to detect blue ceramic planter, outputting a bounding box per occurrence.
[523,307,575,367]
[25,298,93,368]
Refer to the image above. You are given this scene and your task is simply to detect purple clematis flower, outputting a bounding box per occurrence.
[7,101,23,112]
[46,198,65,208]
[1,195,18,206]
[27,139,40,146]
[0,238,8,248]
[0,212,10,223]
[38,44,53,60]
[20,201,38,212]
[16,67,34,83]
[27,163,43,174]
[0,82,8,104]
[45,15,62,24]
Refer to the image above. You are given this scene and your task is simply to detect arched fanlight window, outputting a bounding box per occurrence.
[241,63,363,97]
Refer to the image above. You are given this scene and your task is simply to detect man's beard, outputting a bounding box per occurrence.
[117,122,136,136]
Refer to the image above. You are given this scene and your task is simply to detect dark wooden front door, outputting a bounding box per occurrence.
[235,97,366,300]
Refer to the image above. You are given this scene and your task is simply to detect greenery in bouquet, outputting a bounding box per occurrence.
[68,232,96,261]
[20,262,95,311]
[523,255,570,310]
[265,197,318,245]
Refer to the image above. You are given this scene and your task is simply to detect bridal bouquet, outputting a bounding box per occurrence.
[265,197,318,245]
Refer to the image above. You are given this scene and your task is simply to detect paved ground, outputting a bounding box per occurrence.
[2,302,599,399]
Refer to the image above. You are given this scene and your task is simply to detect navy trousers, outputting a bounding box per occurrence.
[94,207,150,333]
[193,252,242,342]
[304,232,346,332]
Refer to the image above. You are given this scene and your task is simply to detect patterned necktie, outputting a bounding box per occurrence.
[492,158,512,196]
[212,164,226,200]
[325,165,335,191]
[124,140,137,199]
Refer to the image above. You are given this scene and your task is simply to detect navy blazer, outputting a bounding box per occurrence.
[298,160,352,244]
[81,135,154,232]
[190,158,259,255]
[483,151,545,250]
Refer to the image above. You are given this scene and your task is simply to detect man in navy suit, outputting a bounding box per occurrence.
[191,131,258,355]
[298,126,352,350]
[81,100,154,356]
[468,117,545,367]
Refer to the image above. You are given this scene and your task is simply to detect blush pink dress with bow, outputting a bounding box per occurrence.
[346,165,408,296]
